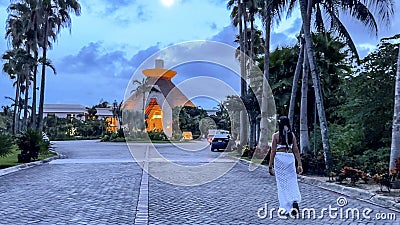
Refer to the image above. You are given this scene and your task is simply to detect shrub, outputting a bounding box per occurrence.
[0,133,14,157]
[336,166,369,185]
[101,134,110,142]
[16,129,47,163]
[300,154,326,175]
[112,137,126,142]
[117,128,125,138]
[171,131,183,141]
[372,173,392,192]
[148,130,168,141]
[241,145,250,157]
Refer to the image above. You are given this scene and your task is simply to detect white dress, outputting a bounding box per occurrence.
[274,151,302,214]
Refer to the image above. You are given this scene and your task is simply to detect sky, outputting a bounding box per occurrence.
[0,0,399,110]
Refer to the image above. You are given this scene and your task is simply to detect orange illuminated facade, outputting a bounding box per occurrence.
[106,117,119,133]
[145,99,163,131]
[123,59,195,137]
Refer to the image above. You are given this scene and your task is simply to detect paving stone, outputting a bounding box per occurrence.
[0,141,141,225]
[1,140,400,224]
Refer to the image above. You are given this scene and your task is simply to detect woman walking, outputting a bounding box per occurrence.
[269,116,303,216]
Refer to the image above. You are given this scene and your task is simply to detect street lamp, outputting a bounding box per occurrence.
[113,100,118,118]
[113,100,118,132]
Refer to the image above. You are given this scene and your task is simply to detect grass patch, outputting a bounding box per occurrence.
[0,150,20,169]
[38,151,57,160]
[0,149,57,170]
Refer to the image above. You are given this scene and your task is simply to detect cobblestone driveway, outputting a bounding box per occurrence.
[0,140,142,225]
[143,142,400,225]
[1,140,399,224]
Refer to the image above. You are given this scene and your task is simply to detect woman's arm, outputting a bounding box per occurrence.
[292,134,303,174]
[269,133,277,176]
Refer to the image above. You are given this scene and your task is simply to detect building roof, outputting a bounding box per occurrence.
[153,78,195,107]
[44,104,87,114]
[95,107,113,116]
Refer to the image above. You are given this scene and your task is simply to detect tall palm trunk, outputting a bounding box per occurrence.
[389,45,400,170]
[249,11,256,148]
[299,0,333,172]
[258,12,271,151]
[250,12,255,62]
[31,52,38,129]
[12,75,21,135]
[249,116,256,149]
[22,75,29,131]
[22,46,31,131]
[300,50,311,154]
[38,13,48,133]
[288,42,304,128]
[239,0,248,148]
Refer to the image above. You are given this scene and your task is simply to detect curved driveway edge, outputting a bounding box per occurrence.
[0,143,66,177]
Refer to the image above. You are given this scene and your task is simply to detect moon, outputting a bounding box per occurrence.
[161,0,174,7]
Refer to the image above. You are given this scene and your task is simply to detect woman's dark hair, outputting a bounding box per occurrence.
[278,116,293,146]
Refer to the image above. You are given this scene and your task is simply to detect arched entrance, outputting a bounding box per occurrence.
[145,98,163,131]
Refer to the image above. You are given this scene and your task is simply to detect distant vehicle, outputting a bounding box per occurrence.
[182,131,193,140]
[42,132,50,142]
[207,129,230,143]
[210,133,232,152]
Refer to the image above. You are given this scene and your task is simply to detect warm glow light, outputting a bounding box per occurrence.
[161,0,174,7]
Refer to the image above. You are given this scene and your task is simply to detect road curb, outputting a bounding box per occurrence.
[230,154,400,211]
[0,144,66,177]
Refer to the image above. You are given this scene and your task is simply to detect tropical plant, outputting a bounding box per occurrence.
[0,134,14,158]
[131,77,153,113]
[37,0,81,132]
[290,0,394,173]
[227,0,249,147]
[147,130,168,141]
[173,106,208,137]
[4,0,81,134]
[2,48,35,134]
[16,128,46,163]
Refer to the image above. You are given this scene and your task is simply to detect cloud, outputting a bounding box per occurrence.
[81,0,150,25]
[284,18,302,36]
[59,42,129,77]
[102,0,138,14]
[129,45,161,71]
[42,43,163,106]
[209,25,238,46]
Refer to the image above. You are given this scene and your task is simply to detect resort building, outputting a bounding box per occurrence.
[124,59,195,137]
[43,104,87,121]
[43,104,119,132]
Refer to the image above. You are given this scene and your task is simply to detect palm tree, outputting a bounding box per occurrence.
[2,48,34,134]
[296,0,394,173]
[299,46,310,154]
[288,0,393,120]
[37,0,81,132]
[131,77,162,113]
[5,1,31,134]
[298,0,333,172]
[257,0,287,151]
[288,40,304,129]
[389,35,400,171]
[228,0,249,147]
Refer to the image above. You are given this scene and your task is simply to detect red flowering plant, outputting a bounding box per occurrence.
[337,166,369,185]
